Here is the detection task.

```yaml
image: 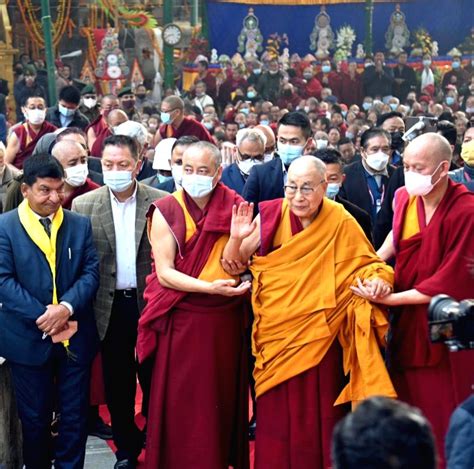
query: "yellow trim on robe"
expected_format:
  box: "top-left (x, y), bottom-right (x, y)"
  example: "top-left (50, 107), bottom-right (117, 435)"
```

top-left (400, 195), bottom-right (421, 241)
top-left (250, 199), bottom-right (396, 405)
top-left (173, 190), bottom-right (236, 282)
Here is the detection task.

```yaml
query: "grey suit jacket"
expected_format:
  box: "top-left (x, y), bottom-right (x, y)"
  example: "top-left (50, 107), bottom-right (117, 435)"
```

top-left (72, 182), bottom-right (168, 339)
top-left (0, 166), bottom-right (20, 213)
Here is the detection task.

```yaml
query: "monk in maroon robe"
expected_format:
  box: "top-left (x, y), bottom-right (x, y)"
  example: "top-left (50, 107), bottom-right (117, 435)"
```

top-left (137, 141), bottom-right (250, 469)
top-left (357, 133), bottom-right (474, 466)
top-left (6, 96), bottom-right (57, 169)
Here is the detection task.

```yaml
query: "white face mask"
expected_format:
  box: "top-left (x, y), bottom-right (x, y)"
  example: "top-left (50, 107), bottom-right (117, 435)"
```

top-left (365, 151), bottom-right (390, 171)
top-left (316, 139), bottom-right (328, 150)
top-left (83, 98), bottom-right (97, 109)
top-left (238, 158), bottom-right (263, 176)
top-left (264, 152), bottom-right (274, 163)
top-left (181, 171), bottom-right (217, 198)
top-left (65, 163), bottom-right (88, 187)
top-left (24, 108), bottom-right (46, 125)
top-left (103, 170), bottom-right (134, 193)
top-left (404, 162), bottom-right (444, 197)
top-left (171, 164), bottom-right (183, 186)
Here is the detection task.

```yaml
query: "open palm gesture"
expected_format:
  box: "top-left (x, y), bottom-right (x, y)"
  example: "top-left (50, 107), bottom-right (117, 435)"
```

top-left (231, 202), bottom-right (256, 240)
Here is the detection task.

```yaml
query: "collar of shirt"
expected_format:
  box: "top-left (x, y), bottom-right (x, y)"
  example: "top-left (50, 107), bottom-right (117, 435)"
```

top-left (109, 180), bottom-right (138, 205)
top-left (30, 210), bottom-right (55, 222)
top-left (361, 158), bottom-right (389, 178)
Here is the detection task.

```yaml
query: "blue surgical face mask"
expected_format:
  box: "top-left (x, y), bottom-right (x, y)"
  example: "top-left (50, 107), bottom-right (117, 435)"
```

top-left (58, 103), bottom-right (75, 118)
top-left (446, 96), bottom-right (455, 106)
top-left (247, 91), bottom-right (256, 99)
top-left (322, 65), bottom-right (331, 74)
top-left (260, 119), bottom-right (269, 126)
top-left (345, 132), bottom-right (354, 140)
top-left (161, 111), bottom-right (172, 124)
top-left (278, 143), bottom-right (304, 166)
top-left (240, 108), bottom-right (250, 115)
top-left (253, 69), bottom-right (261, 75)
top-left (103, 170), bottom-right (134, 193)
top-left (204, 122), bottom-right (214, 130)
top-left (181, 171), bottom-right (217, 198)
top-left (157, 173), bottom-right (173, 184)
top-left (326, 182), bottom-right (340, 199)
top-left (362, 102), bottom-right (372, 111)
top-left (389, 103), bottom-right (398, 111)
top-left (452, 61), bottom-right (460, 70)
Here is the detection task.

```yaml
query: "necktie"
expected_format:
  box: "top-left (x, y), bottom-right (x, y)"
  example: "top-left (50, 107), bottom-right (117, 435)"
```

top-left (39, 217), bottom-right (52, 237)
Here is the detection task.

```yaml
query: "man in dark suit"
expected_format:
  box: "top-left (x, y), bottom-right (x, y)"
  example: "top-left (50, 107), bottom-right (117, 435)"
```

top-left (315, 149), bottom-right (373, 243)
top-left (72, 135), bottom-right (167, 469)
top-left (45, 85), bottom-right (90, 130)
top-left (242, 111), bottom-right (314, 213)
top-left (221, 127), bottom-right (266, 195)
top-left (0, 154), bottom-right (100, 468)
top-left (340, 128), bottom-right (395, 234)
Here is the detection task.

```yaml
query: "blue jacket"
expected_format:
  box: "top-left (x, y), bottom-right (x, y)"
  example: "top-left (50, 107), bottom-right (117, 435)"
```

top-left (242, 157), bottom-right (284, 213)
top-left (0, 209), bottom-right (100, 366)
top-left (221, 163), bottom-right (246, 195)
top-left (446, 395), bottom-right (474, 469)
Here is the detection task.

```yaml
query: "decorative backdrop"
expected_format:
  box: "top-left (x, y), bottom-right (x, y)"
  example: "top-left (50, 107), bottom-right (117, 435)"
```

top-left (206, 0), bottom-right (472, 57)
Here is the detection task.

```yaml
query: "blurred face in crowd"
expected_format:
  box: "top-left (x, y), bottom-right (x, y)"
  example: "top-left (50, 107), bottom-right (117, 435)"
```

top-left (22, 96), bottom-right (46, 126)
top-left (270, 106), bottom-right (280, 122)
top-left (101, 96), bottom-right (120, 117)
top-left (268, 60), bottom-right (279, 74)
top-left (398, 53), bottom-right (408, 66)
top-left (325, 162), bottom-right (345, 186)
top-left (328, 128), bottom-right (341, 146)
top-left (24, 72), bottom-right (37, 87)
top-left (361, 134), bottom-right (391, 166)
top-left (225, 123), bottom-right (239, 142)
top-left (382, 116), bottom-right (405, 134)
top-left (247, 112), bottom-right (258, 127)
top-left (348, 62), bottom-right (358, 75)
top-left (346, 111), bottom-right (357, 124)
top-left (120, 93), bottom-right (136, 110)
top-left (135, 85), bottom-right (147, 100)
top-left (148, 116), bottom-right (159, 133)
top-left (339, 141), bottom-right (356, 163)
top-left (455, 117), bottom-right (468, 136)
top-left (102, 144), bottom-right (140, 180)
top-left (234, 112), bottom-right (247, 128)
top-left (331, 112), bottom-right (343, 126)
top-left (367, 111), bottom-right (379, 125)
top-left (374, 52), bottom-right (385, 64)
top-left (195, 82), bottom-right (207, 97)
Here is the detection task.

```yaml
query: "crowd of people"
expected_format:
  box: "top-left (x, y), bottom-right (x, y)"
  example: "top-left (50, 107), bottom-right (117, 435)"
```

top-left (0, 48), bottom-right (473, 469)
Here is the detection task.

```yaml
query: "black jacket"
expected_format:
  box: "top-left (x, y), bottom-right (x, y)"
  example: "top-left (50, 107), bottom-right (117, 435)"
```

top-left (242, 157), bottom-right (284, 215)
top-left (45, 105), bottom-right (90, 130)
top-left (221, 163), bottom-right (246, 195)
top-left (336, 195), bottom-right (373, 244)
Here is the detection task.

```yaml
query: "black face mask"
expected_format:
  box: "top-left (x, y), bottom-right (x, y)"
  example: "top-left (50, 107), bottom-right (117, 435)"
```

top-left (390, 131), bottom-right (405, 152)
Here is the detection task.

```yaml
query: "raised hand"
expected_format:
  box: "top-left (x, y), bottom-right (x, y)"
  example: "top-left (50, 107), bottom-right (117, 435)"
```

top-left (230, 202), bottom-right (256, 241)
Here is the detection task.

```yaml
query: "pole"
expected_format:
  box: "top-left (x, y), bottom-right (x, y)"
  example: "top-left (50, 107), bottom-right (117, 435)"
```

top-left (364, 0), bottom-right (374, 56)
top-left (163, 0), bottom-right (174, 89)
top-left (200, 0), bottom-right (209, 42)
top-left (41, 0), bottom-right (57, 105)
top-left (191, 0), bottom-right (199, 28)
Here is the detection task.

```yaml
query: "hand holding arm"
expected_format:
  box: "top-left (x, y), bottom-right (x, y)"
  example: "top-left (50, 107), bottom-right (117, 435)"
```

top-left (36, 304), bottom-right (71, 335)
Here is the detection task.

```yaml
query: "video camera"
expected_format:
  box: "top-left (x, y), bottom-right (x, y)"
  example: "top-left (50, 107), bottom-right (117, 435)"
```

top-left (428, 295), bottom-right (474, 352)
top-left (402, 116), bottom-right (438, 143)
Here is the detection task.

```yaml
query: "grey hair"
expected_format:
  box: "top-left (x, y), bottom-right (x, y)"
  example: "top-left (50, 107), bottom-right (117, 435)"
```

top-left (235, 128), bottom-right (267, 148)
top-left (289, 155), bottom-right (327, 179)
top-left (186, 141), bottom-right (222, 167)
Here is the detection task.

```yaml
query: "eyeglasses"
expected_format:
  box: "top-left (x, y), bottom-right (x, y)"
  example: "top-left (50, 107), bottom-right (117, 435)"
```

top-left (238, 150), bottom-right (264, 161)
top-left (284, 181), bottom-right (325, 196)
top-left (161, 108), bottom-right (179, 114)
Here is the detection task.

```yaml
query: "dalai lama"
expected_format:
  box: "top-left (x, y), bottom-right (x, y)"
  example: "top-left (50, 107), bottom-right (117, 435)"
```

top-left (223, 155), bottom-right (396, 469)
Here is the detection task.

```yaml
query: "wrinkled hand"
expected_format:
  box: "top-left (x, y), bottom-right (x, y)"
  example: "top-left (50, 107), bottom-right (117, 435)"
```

top-left (36, 304), bottom-right (70, 335)
top-left (230, 202), bottom-right (256, 240)
top-left (350, 277), bottom-right (392, 303)
top-left (221, 258), bottom-right (249, 276)
top-left (208, 279), bottom-right (251, 297)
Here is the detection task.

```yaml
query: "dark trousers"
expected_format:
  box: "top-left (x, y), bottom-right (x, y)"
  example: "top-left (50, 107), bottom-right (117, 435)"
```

top-left (102, 290), bottom-right (151, 461)
top-left (9, 345), bottom-right (90, 469)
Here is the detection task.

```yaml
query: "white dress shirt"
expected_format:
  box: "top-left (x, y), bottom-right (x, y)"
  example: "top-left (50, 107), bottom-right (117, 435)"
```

top-left (110, 185), bottom-right (138, 289)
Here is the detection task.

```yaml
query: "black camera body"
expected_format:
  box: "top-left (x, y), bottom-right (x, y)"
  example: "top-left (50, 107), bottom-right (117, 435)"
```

top-left (428, 294), bottom-right (474, 351)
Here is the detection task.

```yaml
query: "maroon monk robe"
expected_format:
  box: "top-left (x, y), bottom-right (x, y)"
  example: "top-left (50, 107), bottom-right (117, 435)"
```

top-left (62, 178), bottom-right (99, 210)
top-left (137, 183), bottom-right (249, 469)
top-left (390, 181), bottom-right (474, 466)
top-left (255, 199), bottom-right (350, 469)
top-left (12, 121), bottom-right (57, 169)
top-left (90, 124), bottom-right (112, 157)
top-left (158, 116), bottom-right (213, 142)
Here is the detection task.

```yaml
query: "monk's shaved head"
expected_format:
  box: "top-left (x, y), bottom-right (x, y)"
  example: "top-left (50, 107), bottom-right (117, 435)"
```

top-left (107, 109), bottom-right (129, 127)
top-left (183, 141), bottom-right (222, 171)
top-left (405, 133), bottom-right (452, 165)
top-left (288, 155), bottom-right (327, 180)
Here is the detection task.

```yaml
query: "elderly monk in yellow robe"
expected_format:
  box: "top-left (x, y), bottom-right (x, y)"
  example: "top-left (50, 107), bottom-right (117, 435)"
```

top-left (223, 155), bottom-right (396, 469)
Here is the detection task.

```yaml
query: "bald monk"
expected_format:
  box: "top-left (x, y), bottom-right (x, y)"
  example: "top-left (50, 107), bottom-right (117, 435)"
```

top-left (154, 95), bottom-right (213, 145)
top-left (137, 141), bottom-right (250, 469)
top-left (223, 155), bottom-right (396, 469)
top-left (89, 108), bottom-right (128, 157)
top-left (86, 94), bottom-right (120, 150)
top-left (358, 133), bottom-right (474, 465)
